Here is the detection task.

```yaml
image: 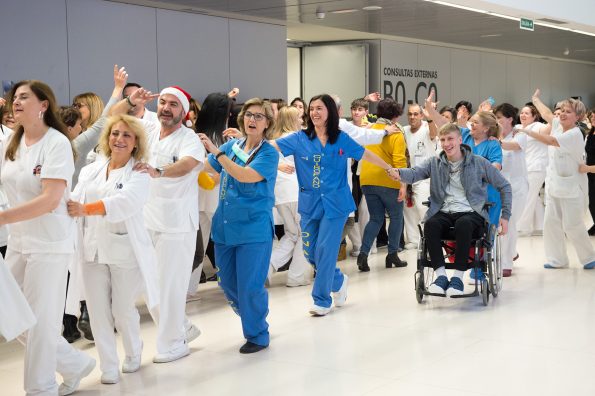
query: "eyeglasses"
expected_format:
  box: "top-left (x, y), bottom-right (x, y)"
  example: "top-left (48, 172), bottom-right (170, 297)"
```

top-left (73, 103), bottom-right (87, 109)
top-left (244, 111), bottom-right (266, 121)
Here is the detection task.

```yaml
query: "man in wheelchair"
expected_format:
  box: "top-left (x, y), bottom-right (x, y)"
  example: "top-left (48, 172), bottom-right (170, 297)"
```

top-left (392, 123), bottom-right (512, 296)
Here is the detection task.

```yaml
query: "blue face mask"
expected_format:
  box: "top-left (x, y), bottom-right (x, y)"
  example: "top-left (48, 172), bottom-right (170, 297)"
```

top-left (231, 140), bottom-right (250, 164)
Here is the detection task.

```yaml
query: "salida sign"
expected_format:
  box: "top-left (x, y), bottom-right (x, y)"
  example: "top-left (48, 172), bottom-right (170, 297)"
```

top-left (383, 66), bottom-right (439, 105)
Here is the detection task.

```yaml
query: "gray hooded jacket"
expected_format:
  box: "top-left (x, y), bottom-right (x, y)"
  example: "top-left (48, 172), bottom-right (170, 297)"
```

top-left (398, 145), bottom-right (512, 222)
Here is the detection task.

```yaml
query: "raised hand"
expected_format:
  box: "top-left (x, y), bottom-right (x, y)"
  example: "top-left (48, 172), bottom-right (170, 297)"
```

top-left (531, 88), bottom-right (541, 103)
top-left (228, 88), bottom-right (240, 98)
top-left (198, 133), bottom-right (219, 154)
top-left (364, 92), bottom-right (381, 102)
top-left (113, 64), bottom-right (128, 91)
top-left (130, 88), bottom-right (158, 107)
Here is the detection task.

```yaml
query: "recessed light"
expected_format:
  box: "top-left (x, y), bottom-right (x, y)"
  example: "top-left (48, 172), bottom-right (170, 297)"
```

top-left (362, 6), bottom-right (382, 11)
top-left (480, 33), bottom-right (502, 38)
top-left (331, 9), bottom-right (359, 14)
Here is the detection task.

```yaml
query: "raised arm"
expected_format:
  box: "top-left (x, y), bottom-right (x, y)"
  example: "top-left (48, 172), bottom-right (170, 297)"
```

top-left (531, 89), bottom-right (554, 125)
top-left (424, 90), bottom-right (449, 130)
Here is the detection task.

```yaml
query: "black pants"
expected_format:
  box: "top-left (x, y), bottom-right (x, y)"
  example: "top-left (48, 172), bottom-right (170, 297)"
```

top-left (588, 174), bottom-right (595, 227)
top-left (424, 211), bottom-right (484, 271)
top-left (192, 228), bottom-right (205, 272)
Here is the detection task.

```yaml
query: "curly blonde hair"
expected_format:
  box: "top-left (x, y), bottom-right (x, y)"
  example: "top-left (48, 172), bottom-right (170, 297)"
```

top-left (98, 115), bottom-right (148, 162)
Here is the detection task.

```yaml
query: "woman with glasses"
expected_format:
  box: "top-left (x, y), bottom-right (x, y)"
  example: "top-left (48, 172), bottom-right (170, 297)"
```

top-left (198, 98), bottom-right (279, 354)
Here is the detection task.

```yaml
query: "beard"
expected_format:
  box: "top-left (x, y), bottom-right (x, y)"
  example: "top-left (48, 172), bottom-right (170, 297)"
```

top-left (158, 110), bottom-right (183, 128)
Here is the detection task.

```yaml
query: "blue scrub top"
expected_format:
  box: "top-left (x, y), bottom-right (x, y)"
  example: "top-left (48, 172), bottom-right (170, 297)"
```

top-left (462, 128), bottom-right (502, 225)
top-left (276, 130), bottom-right (365, 219)
top-left (208, 139), bottom-right (279, 245)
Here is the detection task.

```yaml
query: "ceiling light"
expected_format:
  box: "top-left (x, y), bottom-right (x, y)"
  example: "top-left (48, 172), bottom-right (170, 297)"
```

top-left (480, 34), bottom-right (502, 38)
top-left (362, 6), bottom-right (383, 11)
top-left (331, 9), bottom-right (359, 14)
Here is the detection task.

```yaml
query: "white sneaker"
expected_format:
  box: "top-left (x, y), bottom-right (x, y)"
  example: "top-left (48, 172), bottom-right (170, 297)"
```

top-left (404, 242), bottom-right (418, 250)
top-left (153, 344), bottom-right (190, 363)
top-left (286, 278), bottom-right (310, 287)
top-left (186, 292), bottom-right (201, 302)
top-left (100, 371), bottom-right (120, 384)
top-left (333, 275), bottom-right (349, 307)
top-left (309, 305), bottom-right (331, 316)
top-left (122, 341), bottom-right (142, 373)
top-left (185, 323), bottom-right (201, 343)
top-left (58, 357), bottom-right (96, 396)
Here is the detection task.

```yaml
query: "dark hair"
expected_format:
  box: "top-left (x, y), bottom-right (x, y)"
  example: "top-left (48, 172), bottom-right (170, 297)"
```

top-left (439, 106), bottom-right (456, 121)
top-left (227, 103), bottom-right (243, 129)
top-left (123, 82), bottom-right (141, 91)
top-left (290, 97), bottom-right (305, 107)
top-left (376, 98), bottom-right (403, 120)
top-left (194, 92), bottom-right (232, 147)
top-left (268, 98), bottom-right (286, 109)
top-left (350, 98), bottom-right (369, 110)
top-left (306, 94), bottom-right (340, 144)
top-left (493, 103), bottom-right (519, 125)
top-left (6, 80), bottom-right (74, 161)
top-left (455, 100), bottom-right (473, 115)
top-left (59, 106), bottom-right (82, 128)
top-left (521, 103), bottom-right (542, 122)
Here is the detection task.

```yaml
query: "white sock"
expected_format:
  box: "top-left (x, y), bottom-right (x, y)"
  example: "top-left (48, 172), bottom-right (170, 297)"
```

top-left (435, 266), bottom-right (447, 277)
top-left (452, 270), bottom-right (465, 280)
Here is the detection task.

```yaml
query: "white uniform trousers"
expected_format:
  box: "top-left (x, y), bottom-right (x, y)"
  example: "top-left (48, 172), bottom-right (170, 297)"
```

top-left (270, 202), bottom-right (309, 284)
top-left (543, 194), bottom-right (595, 267)
top-left (0, 255), bottom-right (35, 341)
top-left (82, 260), bottom-right (143, 375)
top-left (517, 171), bottom-right (545, 234)
top-left (500, 187), bottom-right (528, 270)
top-left (150, 230), bottom-right (196, 354)
top-left (345, 216), bottom-right (362, 252)
top-left (403, 180), bottom-right (431, 245)
top-left (7, 250), bottom-right (92, 396)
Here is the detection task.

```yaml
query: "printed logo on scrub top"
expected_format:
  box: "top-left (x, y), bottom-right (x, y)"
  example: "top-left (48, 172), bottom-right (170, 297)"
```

top-left (115, 183), bottom-right (123, 190)
top-left (32, 165), bottom-right (42, 176)
top-left (312, 154), bottom-right (321, 188)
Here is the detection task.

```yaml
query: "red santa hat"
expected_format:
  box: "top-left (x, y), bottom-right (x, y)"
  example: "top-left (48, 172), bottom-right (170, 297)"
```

top-left (160, 86), bottom-right (193, 127)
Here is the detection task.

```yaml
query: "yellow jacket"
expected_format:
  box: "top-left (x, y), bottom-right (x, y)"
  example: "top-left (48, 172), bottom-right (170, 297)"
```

top-left (359, 122), bottom-right (407, 189)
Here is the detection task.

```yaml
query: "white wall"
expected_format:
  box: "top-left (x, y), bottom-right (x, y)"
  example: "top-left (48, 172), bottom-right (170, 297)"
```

top-left (287, 47), bottom-right (301, 102)
top-left (0, 0), bottom-right (287, 106)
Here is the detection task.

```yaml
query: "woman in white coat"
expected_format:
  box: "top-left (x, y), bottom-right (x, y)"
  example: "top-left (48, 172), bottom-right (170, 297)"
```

top-left (1, 80), bottom-right (95, 396)
top-left (518, 96), bottom-right (595, 269)
top-left (494, 103), bottom-right (529, 276)
top-left (67, 115), bottom-right (159, 385)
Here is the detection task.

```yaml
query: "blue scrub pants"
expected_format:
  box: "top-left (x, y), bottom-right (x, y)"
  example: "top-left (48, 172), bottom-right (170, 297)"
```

top-left (301, 215), bottom-right (347, 308)
top-left (215, 241), bottom-right (272, 346)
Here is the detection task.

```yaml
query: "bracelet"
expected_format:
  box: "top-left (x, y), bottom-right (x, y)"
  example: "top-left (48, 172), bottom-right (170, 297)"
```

top-left (215, 151), bottom-right (226, 160)
top-left (125, 96), bottom-right (134, 107)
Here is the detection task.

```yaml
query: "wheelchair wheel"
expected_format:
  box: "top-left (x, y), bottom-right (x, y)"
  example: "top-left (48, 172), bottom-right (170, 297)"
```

top-left (415, 271), bottom-right (424, 304)
top-left (481, 277), bottom-right (489, 306)
top-left (487, 234), bottom-right (502, 298)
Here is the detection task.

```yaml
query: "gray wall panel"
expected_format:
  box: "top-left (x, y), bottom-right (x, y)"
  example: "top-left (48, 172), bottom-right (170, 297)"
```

top-left (418, 45), bottom-right (450, 107)
top-left (479, 53), bottom-right (506, 106)
top-left (550, 61), bottom-right (572, 104)
top-left (505, 56), bottom-right (531, 106)
top-left (451, 49), bottom-right (480, 108)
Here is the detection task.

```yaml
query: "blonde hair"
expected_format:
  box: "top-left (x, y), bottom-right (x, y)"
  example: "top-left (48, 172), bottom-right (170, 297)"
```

top-left (98, 115), bottom-right (148, 162)
top-left (237, 98), bottom-right (275, 140)
top-left (475, 111), bottom-right (501, 138)
top-left (438, 122), bottom-right (461, 136)
top-left (73, 92), bottom-right (104, 129)
top-left (273, 106), bottom-right (300, 138)
top-left (559, 98), bottom-right (586, 119)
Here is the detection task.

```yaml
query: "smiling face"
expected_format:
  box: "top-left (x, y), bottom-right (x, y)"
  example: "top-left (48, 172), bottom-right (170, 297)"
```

top-left (407, 104), bottom-right (423, 130)
top-left (558, 104), bottom-right (580, 131)
top-left (469, 114), bottom-right (488, 138)
top-left (243, 105), bottom-right (269, 138)
top-left (157, 94), bottom-right (185, 129)
top-left (12, 84), bottom-right (48, 126)
top-left (292, 101), bottom-right (304, 118)
top-left (495, 111), bottom-right (513, 131)
top-left (440, 131), bottom-right (463, 161)
top-left (108, 121), bottom-right (137, 159)
top-left (309, 99), bottom-right (328, 129)
top-left (519, 106), bottom-right (535, 126)
top-left (1, 108), bottom-right (15, 128)
top-left (350, 106), bottom-right (368, 126)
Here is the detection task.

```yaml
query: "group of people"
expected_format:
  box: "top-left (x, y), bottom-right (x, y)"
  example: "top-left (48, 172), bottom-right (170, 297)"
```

top-left (1, 63), bottom-right (594, 396)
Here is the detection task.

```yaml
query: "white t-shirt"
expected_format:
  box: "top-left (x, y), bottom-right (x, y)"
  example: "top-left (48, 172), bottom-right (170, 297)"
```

top-left (142, 121), bottom-right (205, 233)
top-left (274, 152), bottom-right (299, 205)
top-left (501, 131), bottom-right (528, 193)
top-left (403, 121), bottom-right (436, 167)
top-left (142, 109), bottom-right (159, 123)
top-left (546, 121), bottom-right (586, 198)
top-left (519, 122), bottom-right (548, 172)
top-left (1, 128), bottom-right (75, 253)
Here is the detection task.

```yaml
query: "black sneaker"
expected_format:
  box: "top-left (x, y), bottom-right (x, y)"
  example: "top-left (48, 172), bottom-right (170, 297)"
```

top-left (239, 341), bottom-right (268, 354)
top-left (78, 301), bottom-right (94, 341)
top-left (357, 253), bottom-right (370, 272)
top-left (63, 314), bottom-right (81, 343)
top-left (385, 252), bottom-right (407, 268)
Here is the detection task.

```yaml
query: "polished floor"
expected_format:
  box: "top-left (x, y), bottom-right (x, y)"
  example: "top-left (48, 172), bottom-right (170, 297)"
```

top-left (2, 234), bottom-right (595, 396)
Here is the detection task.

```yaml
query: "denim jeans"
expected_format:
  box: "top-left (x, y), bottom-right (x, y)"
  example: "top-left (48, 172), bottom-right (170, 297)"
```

top-left (361, 185), bottom-right (404, 255)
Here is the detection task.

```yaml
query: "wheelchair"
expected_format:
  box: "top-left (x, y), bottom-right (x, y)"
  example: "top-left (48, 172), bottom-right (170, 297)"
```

top-left (413, 212), bottom-right (502, 306)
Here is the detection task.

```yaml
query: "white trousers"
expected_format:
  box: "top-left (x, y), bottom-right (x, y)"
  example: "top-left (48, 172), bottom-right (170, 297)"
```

top-left (7, 250), bottom-right (92, 396)
top-left (345, 217), bottom-right (361, 252)
top-left (543, 194), bottom-right (595, 267)
top-left (0, 255), bottom-right (35, 341)
top-left (517, 171), bottom-right (545, 233)
top-left (403, 180), bottom-right (431, 245)
top-left (271, 202), bottom-right (309, 283)
top-left (82, 260), bottom-right (143, 375)
top-left (500, 187), bottom-right (528, 270)
top-left (150, 230), bottom-right (196, 354)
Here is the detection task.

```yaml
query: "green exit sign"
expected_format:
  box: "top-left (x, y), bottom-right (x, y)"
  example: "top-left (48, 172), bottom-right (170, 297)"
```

top-left (520, 18), bottom-right (534, 31)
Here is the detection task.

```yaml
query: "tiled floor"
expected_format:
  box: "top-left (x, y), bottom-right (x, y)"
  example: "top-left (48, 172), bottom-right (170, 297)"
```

top-left (2, 234), bottom-right (595, 395)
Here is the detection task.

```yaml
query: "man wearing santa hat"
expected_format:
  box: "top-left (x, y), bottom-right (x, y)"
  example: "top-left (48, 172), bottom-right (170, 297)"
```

top-left (110, 85), bottom-right (205, 363)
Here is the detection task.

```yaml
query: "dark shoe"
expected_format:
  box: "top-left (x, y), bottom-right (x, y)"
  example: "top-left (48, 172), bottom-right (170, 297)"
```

top-left (376, 241), bottom-right (388, 249)
top-left (199, 270), bottom-right (207, 284)
top-left (589, 225), bottom-right (595, 236)
top-left (502, 269), bottom-right (512, 277)
top-left (278, 259), bottom-right (292, 272)
top-left (206, 274), bottom-right (218, 282)
top-left (357, 253), bottom-right (370, 272)
top-left (62, 314), bottom-right (81, 343)
top-left (78, 301), bottom-right (94, 341)
top-left (385, 252), bottom-right (407, 268)
top-left (239, 341), bottom-right (268, 354)
top-left (337, 243), bottom-right (347, 261)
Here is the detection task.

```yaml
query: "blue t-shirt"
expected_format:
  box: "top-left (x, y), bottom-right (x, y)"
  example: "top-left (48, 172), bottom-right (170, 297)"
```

top-left (276, 130), bottom-right (365, 219)
top-left (208, 139), bottom-right (279, 245)
top-left (462, 128), bottom-right (502, 225)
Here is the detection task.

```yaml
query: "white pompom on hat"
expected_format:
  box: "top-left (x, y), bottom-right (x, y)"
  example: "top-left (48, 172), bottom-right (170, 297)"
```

top-left (160, 85), bottom-right (193, 127)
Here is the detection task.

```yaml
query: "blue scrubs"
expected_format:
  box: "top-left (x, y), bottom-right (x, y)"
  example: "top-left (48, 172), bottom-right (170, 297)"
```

top-left (208, 139), bottom-right (279, 346)
top-left (462, 128), bottom-right (503, 225)
top-left (277, 130), bottom-right (365, 308)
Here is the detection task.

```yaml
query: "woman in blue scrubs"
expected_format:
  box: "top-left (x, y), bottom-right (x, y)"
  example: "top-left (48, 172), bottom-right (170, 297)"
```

top-left (272, 94), bottom-right (397, 316)
top-left (198, 98), bottom-right (279, 354)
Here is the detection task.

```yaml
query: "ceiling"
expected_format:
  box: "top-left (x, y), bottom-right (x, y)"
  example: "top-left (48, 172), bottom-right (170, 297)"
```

top-left (110, 0), bottom-right (595, 63)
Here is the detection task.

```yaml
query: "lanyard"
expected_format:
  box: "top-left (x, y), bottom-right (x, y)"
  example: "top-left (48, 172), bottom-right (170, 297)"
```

top-left (220, 138), bottom-right (265, 201)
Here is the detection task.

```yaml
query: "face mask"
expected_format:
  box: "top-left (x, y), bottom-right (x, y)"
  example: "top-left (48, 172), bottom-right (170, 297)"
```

top-left (231, 140), bottom-right (250, 164)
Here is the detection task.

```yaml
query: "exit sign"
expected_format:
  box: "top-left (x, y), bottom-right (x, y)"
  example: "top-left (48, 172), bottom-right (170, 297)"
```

top-left (520, 18), bottom-right (534, 31)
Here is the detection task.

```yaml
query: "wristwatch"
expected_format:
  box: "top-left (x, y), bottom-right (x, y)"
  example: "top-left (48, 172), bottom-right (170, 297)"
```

top-left (156, 167), bottom-right (165, 177)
